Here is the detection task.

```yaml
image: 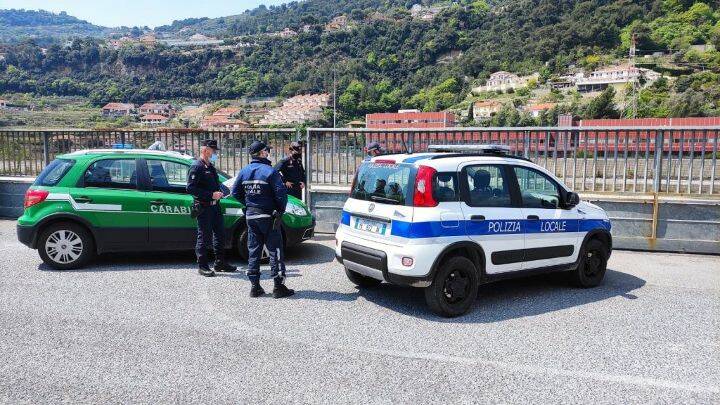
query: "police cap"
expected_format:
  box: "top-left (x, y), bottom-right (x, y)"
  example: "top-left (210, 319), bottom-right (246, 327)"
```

top-left (248, 140), bottom-right (271, 154)
top-left (367, 141), bottom-right (382, 152)
top-left (202, 139), bottom-right (219, 150)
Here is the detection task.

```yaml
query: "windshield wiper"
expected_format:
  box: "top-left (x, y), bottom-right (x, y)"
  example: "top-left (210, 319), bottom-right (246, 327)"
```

top-left (369, 195), bottom-right (401, 205)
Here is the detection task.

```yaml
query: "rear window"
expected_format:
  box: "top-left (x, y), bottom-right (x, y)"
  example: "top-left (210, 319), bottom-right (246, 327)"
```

top-left (350, 162), bottom-right (414, 205)
top-left (34, 159), bottom-right (74, 186)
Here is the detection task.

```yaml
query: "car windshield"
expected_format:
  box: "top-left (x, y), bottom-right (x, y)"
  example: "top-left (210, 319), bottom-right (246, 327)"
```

top-left (350, 162), bottom-right (414, 205)
top-left (34, 159), bottom-right (74, 186)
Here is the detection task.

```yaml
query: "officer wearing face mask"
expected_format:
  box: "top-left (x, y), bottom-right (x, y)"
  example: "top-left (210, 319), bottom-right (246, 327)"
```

top-left (187, 139), bottom-right (237, 277)
top-left (232, 141), bottom-right (294, 298)
top-left (274, 141), bottom-right (306, 200)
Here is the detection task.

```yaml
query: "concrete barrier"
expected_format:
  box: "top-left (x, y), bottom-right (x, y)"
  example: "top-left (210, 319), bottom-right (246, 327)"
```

top-left (3, 178), bottom-right (718, 254)
top-left (308, 185), bottom-right (720, 255)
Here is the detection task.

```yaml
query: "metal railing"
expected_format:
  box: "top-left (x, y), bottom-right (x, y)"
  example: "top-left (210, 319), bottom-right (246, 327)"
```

top-left (306, 127), bottom-right (720, 195)
top-left (0, 129), bottom-right (299, 177)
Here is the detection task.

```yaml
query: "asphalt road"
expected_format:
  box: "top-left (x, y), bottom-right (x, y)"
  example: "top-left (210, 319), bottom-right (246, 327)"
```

top-left (0, 219), bottom-right (718, 404)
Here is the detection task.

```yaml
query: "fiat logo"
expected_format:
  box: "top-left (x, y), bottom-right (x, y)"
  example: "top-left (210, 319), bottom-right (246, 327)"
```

top-left (368, 203), bottom-right (375, 212)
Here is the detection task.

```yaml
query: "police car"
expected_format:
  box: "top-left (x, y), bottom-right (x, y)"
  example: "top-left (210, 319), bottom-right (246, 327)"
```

top-left (335, 145), bottom-right (612, 317)
top-left (16, 149), bottom-right (315, 270)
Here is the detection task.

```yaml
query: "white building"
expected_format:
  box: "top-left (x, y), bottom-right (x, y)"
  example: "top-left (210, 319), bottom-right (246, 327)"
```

top-left (472, 100), bottom-right (503, 120)
top-left (483, 71), bottom-right (536, 92)
top-left (576, 65), bottom-right (661, 92)
top-left (259, 94), bottom-right (331, 126)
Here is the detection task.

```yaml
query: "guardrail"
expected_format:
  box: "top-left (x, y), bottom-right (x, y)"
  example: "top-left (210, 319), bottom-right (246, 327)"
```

top-left (0, 129), bottom-right (299, 177)
top-left (306, 127), bottom-right (720, 195)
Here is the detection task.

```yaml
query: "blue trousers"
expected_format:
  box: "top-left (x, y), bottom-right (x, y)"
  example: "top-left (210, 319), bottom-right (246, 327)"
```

top-left (246, 217), bottom-right (286, 283)
top-left (195, 204), bottom-right (225, 267)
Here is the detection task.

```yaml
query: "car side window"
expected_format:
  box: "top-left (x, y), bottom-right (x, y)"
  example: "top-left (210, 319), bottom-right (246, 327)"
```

top-left (513, 166), bottom-right (561, 209)
top-left (433, 172), bottom-right (458, 202)
top-left (83, 159), bottom-right (137, 190)
top-left (147, 159), bottom-right (190, 194)
top-left (464, 165), bottom-right (512, 207)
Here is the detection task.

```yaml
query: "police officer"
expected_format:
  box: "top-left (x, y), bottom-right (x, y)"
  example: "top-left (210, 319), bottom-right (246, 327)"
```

top-left (274, 141), bottom-right (306, 200)
top-left (231, 141), bottom-right (294, 298)
top-left (187, 139), bottom-right (237, 277)
top-left (364, 141), bottom-right (384, 161)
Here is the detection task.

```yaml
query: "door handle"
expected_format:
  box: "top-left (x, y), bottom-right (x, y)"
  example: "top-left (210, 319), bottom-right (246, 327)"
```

top-left (74, 196), bottom-right (92, 203)
top-left (150, 199), bottom-right (166, 205)
top-left (527, 215), bottom-right (540, 220)
top-left (470, 215), bottom-right (485, 221)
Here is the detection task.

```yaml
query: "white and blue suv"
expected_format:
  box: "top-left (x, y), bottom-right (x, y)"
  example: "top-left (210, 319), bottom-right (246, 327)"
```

top-left (335, 145), bottom-right (612, 317)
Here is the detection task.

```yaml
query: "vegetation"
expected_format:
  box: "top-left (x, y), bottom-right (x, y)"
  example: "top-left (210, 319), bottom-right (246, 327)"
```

top-left (0, 0), bottom-right (719, 127)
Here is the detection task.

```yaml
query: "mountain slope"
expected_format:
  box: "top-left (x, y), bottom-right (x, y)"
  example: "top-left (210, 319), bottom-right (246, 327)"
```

top-left (0, 9), bottom-right (107, 43)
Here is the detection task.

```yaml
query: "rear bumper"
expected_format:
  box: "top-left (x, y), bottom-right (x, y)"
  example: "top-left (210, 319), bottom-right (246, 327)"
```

top-left (284, 218), bottom-right (315, 246)
top-left (16, 223), bottom-right (37, 248)
top-left (338, 241), bottom-right (432, 288)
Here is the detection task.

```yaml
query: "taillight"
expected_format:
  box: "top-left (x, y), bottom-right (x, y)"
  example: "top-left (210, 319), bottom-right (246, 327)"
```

top-left (413, 165), bottom-right (438, 207)
top-left (24, 189), bottom-right (49, 209)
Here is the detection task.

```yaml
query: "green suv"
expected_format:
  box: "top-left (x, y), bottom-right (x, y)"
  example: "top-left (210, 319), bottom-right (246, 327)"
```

top-left (16, 149), bottom-right (315, 269)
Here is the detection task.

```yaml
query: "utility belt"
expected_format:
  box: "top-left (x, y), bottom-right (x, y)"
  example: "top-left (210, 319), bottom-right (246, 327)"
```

top-left (246, 208), bottom-right (282, 230)
top-left (190, 198), bottom-right (217, 218)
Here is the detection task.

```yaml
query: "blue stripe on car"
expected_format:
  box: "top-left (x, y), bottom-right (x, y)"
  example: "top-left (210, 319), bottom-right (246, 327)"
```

top-left (341, 210), bottom-right (610, 238)
top-left (402, 154), bottom-right (439, 163)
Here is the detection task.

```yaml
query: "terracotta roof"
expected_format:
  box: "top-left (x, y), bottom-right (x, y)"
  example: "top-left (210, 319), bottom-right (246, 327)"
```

top-left (527, 103), bottom-right (556, 111)
top-left (140, 114), bottom-right (168, 120)
top-left (474, 100), bottom-right (502, 107)
top-left (102, 102), bottom-right (134, 110)
top-left (140, 103), bottom-right (173, 109)
top-left (212, 107), bottom-right (242, 116)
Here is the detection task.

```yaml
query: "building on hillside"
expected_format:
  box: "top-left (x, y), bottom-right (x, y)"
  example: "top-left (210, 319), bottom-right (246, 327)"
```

top-left (326, 15), bottom-right (349, 31)
top-left (346, 120), bottom-right (366, 128)
top-left (484, 71), bottom-right (526, 92)
top-left (270, 28), bottom-right (297, 38)
top-left (139, 103), bottom-right (176, 118)
top-left (108, 36), bottom-right (134, 49)
top-left (0, 99), bottom-right (7, 109)
top-left (366, 109), bottom-right (457, 129)
top-left (410, 4), bottom-right (444, 20)
top-left (101, 102), bottom-right (135, 117)
top-left (201, 107), bottom-right (249, 129)
top-left (139, 34), bottom-right (157, 45)
top-left (140, 114), bottom-right (168, 126)
top-left (576, 65), bottom-right (661, 93)
top-left (526, 103), bottom-right (556, 118)
top-left (472, 100), bottom-right (503, 121)
top-left (259, 94), bottom-right (331, 126)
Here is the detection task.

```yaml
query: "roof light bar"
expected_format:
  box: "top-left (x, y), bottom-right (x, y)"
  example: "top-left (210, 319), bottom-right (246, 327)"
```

top-left (427, 144), bottom-right (511, 154)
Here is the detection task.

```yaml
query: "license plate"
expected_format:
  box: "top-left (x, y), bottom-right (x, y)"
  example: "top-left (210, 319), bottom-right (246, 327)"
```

top-left (353, 217), bottom-right (388, 235)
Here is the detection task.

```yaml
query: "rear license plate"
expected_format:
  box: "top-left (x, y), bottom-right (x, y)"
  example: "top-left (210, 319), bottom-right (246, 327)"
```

top-left (353, 217), bottom-right (388, 235)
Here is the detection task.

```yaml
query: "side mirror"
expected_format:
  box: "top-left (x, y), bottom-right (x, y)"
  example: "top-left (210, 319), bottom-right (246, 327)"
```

top-left (565, 191), bottom-right (580, 208)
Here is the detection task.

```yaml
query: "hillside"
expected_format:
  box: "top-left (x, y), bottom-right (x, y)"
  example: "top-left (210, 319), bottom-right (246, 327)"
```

top-left (1, 0), bottom-right (719, 126)
top-left (0, 9), bottom-right (108, 43)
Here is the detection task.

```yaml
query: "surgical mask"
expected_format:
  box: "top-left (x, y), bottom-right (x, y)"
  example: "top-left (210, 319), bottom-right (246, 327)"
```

top-left (210, 153), bottom-right (218, 163)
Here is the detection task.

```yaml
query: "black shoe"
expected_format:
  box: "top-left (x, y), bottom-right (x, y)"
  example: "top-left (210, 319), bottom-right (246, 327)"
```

top-left (214, 261), bottom-right (237, 272)
top-left (198, 265), bottom-right (215, 277)
top-left (250, 284), bottom-right (265, 298)
top-left (273, 284), bottom-right (295, 299)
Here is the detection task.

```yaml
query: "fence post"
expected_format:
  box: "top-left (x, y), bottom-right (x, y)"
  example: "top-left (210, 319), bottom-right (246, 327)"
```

top-left (42, 131), bottom-right (51, 165)
top-left (523, 130), bottom-right (529, 158)
top-left (653, 130), bottom-right (664, 193)
top-left (305, 128), bottom-right (312, 208)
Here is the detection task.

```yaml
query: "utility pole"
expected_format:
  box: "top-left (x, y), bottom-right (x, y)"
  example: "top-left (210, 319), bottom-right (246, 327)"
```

top-left (332, 68), bottom-right (337, 128)
top-left (630, 33), bottom-right (637, 119)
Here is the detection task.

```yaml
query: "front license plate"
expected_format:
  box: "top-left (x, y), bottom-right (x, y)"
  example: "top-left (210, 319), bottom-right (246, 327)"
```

top-left (353, 217), bottom-right (388, 235)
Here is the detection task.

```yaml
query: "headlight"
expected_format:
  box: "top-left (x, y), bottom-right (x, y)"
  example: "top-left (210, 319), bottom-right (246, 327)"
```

top-left (286, 201), bottom-right (307, 216)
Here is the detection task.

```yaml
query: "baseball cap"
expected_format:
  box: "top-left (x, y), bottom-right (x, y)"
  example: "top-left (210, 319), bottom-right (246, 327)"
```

top-left (202, 139), bottom-right (219, 150)
top-left (248, 140), bottom-right (271, 154)
top-left (367, 141), bottom-right (381, 152)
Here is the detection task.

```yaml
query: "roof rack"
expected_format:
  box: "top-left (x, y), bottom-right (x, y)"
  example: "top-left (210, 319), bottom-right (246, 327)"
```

top-left (426, 144), bottom-right (531, 162)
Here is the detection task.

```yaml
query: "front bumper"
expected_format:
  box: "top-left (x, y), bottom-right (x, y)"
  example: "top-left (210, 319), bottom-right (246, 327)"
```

top-left (284, 217), bottom-right (316, 246)
top-left (17, 223), bottom-right (37, 248)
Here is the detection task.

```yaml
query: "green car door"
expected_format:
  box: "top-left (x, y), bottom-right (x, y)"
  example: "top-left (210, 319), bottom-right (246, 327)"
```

top-left (70, 157), bottom-right (149, 251)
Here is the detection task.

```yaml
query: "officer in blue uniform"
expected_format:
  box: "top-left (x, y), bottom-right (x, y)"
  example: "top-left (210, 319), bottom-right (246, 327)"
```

top-left (231, 141), bottom-right (294, 298)
top-left (364, 141), bottom-right (384, 161)
top-left (187, 139), bottom-right (237, 277)
top-left (274, 141), bottom-right (306, 200)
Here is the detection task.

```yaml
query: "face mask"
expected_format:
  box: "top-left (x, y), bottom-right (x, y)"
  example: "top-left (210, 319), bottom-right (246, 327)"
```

top-left (210, 153), bottom-right (218, 163)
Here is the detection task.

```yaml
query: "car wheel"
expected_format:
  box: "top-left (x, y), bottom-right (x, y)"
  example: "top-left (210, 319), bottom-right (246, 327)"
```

top-left (424, 256), bottom-right (479, 317)
top-left (236, 227), bottom-right (271, 263)
top-left (573, 239), bottom-right (608, 288)
top-left (38, 222), bottom-right (95, 270)
top-left (344, 267), bottom-right (382, 287)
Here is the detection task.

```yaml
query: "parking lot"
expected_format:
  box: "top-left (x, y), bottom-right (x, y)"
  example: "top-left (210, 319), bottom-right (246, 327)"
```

top-left (0, 219), bottom-right (718, 404)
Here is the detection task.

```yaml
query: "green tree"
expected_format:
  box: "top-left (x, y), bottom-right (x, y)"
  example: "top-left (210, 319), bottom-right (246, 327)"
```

top-left (584, 86), bottom-right (620, 119)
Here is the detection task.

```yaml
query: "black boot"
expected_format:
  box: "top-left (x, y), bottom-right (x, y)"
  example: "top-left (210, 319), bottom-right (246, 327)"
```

top-left (250, 283), bottom-right (265, 298)
top-left (198, 265), bottom-right (215, 277)
top-left (273, 279), bottom-right (295, 299)
top-left (214, 261), bottom-right (237, 273)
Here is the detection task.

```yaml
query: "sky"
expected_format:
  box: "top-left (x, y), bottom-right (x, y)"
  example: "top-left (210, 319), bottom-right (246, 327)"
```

top-left (0, 0), bottom-right (291, 28)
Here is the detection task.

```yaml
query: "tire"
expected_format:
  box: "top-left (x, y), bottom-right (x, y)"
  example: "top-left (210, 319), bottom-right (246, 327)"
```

top-left (236, 228), bottom-right (249, 262)
top-left (37, 222), bottom-right (95, 270)
top-left (344, 267), bottom-right (382, 287)
top-left (572, 238), bottom-right (609, 288)
top-left (424, 256), bottom-right (479, 317)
